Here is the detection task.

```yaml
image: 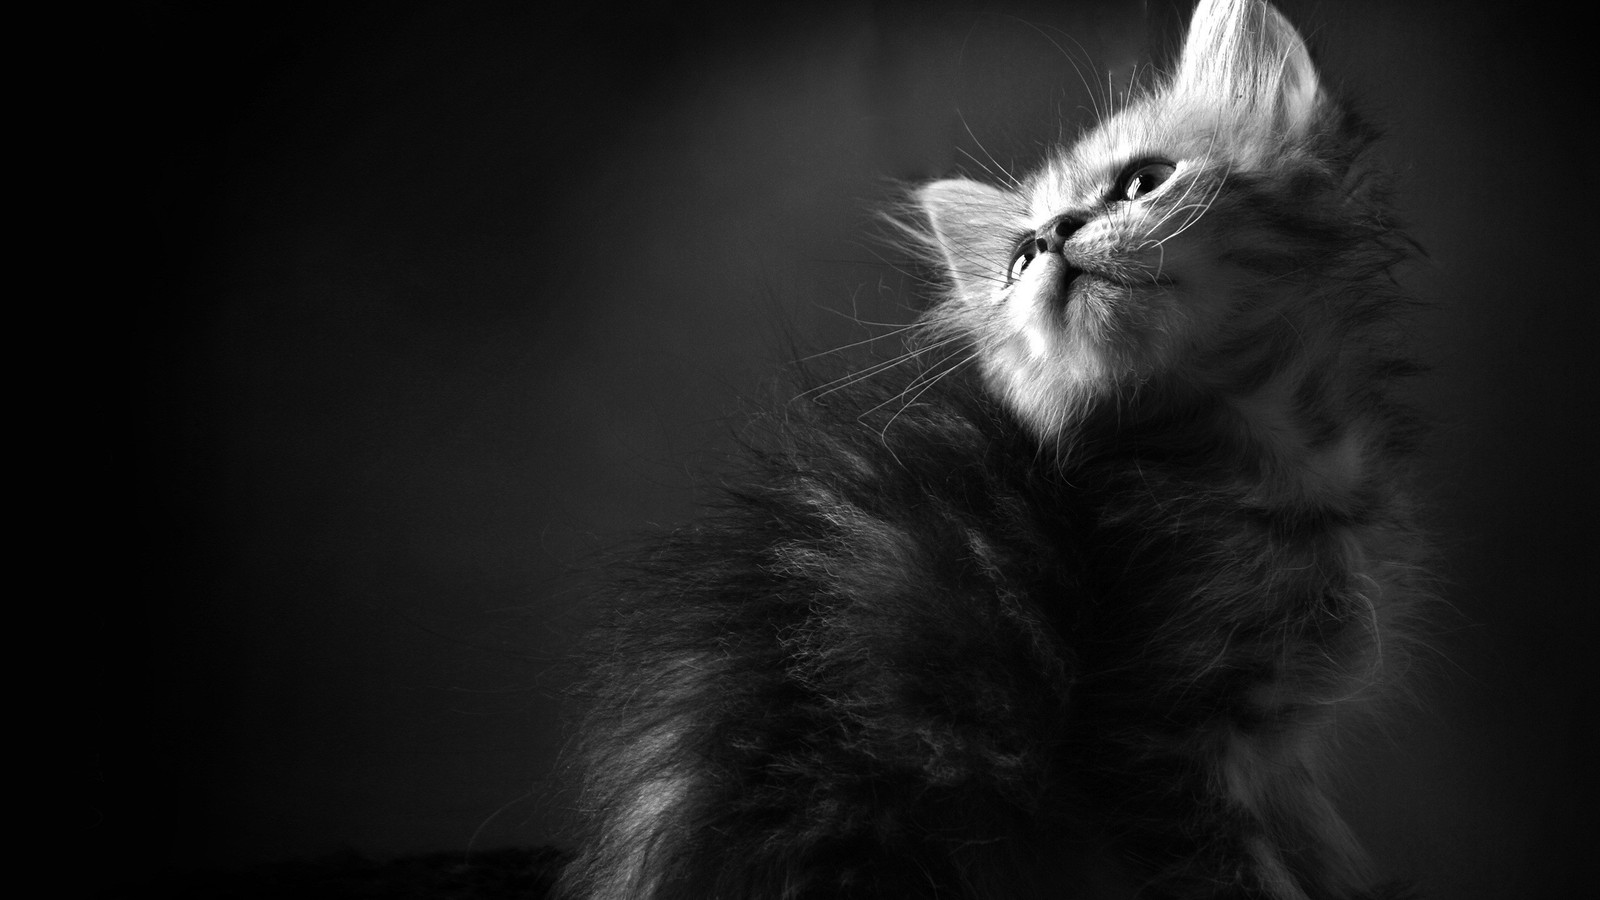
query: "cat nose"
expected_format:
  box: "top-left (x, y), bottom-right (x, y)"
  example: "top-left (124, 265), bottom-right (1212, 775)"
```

top-left (1033, 214), bottom-right (1084, 254)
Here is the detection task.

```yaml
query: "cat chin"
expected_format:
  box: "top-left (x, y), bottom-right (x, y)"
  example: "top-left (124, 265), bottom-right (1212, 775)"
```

top-left (981, 342), bottom-right (1118, 445)
top-left (1005, 259), bottom-right (1146, 354)
top-left (980, 265), bottom-right (1173, 441)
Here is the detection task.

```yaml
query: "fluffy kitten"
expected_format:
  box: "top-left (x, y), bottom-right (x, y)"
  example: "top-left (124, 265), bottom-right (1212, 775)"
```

top-left (559, 1), bottom-right (1429, 897)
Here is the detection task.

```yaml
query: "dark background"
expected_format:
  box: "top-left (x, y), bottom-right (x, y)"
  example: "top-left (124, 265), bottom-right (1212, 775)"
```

top-left (112, 1), bottom-right (1592, 895)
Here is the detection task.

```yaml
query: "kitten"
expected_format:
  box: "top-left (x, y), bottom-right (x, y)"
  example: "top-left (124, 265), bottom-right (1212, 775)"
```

top-left (559, 1), bottom-right (1429, 897)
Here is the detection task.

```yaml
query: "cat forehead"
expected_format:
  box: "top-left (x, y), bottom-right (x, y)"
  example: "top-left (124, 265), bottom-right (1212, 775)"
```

top-left (1029, 107), bottom-right (1180, 206)
top-left (1027, 97), bottom-right (1264, 213)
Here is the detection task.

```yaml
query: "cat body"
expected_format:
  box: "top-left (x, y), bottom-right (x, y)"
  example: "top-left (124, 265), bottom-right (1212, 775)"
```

top-left (560, 2), bottom-right (1428, 897)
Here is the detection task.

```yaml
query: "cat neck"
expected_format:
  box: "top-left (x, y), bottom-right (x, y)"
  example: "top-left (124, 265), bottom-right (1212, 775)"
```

top-left (1219, 368), bottom-right (1373, 517)
top-left (1060, 365), bottom-right (1384, 520)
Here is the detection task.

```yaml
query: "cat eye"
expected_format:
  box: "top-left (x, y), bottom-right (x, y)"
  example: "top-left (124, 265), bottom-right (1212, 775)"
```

top-left (1006, 238), bottom-right (1037, 285)
top-left (1117, 160), bottom-right (1177, 201)
top-left (1004, 232), bottom-right (1043, 281)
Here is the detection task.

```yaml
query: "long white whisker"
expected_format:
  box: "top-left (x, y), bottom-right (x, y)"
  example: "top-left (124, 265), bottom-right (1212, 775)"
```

top-left (1009, 18), bottom-right (1104, 121)
top-left (800, 335), bottom-right (965, 402)
top-left (956, 116), bottom-right (1022, 190)
top-left (864, 352), bottom-right (979, 442)
top-left (795, 320), bottom-right (930, 363)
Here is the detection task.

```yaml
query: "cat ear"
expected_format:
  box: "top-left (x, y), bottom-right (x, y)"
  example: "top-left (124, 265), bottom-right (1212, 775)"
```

top-left (1172, 0), bottom-right (1326, 135)
top-left (917, 178), bottom-right (1021, 301)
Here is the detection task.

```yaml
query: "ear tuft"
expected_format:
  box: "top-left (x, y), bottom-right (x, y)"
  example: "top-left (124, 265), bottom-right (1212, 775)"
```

top-left (1172, 0), bottom-right (1326, 135)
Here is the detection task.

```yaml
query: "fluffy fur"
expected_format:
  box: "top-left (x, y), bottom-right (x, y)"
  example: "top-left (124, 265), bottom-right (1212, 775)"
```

top-left (559, 1), bottom-right (1430, 897)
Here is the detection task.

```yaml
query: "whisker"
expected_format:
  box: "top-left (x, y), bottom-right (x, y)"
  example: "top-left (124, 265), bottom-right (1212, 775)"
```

top-left (800, 334), bottom-right (965, 402)
top-left (1009, 17), bottom-right (1105, 121)
top-left (862, 351), bottom-right (979, 442)
top-left (956, 116), bottom-right (1022, 190)
top-left (795, 319), bottom-right (932, 363)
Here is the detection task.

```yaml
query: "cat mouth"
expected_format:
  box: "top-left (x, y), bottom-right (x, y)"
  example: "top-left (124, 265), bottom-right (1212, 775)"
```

top-left (1059, 265), bottom-right (1123, 304)
top-left (1020, 253), bottom-right (1085, 293)
top-left (1064, 261), bottom-right (1170, 295)
top-left (1015, 254), bottom-right (1154, 317)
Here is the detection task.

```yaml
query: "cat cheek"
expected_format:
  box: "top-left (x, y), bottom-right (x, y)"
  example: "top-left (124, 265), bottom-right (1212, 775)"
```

top-left (1122, 224), bottom-right (1203, 281)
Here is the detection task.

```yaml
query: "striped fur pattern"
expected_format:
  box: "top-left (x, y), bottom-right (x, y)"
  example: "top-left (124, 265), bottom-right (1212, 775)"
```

top-left (559, 1), bottom-right (1429, 897)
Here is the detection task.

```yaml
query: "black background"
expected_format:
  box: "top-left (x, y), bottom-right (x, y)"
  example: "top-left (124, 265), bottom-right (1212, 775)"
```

top-left (112, 1), bottom-right (1593, 895)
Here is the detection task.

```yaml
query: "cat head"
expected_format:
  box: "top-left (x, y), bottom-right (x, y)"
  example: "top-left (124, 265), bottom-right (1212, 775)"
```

top-left (917, 0), bottom-right (1403, 444)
